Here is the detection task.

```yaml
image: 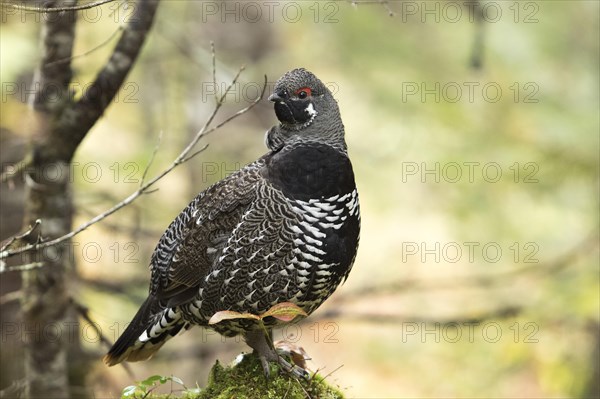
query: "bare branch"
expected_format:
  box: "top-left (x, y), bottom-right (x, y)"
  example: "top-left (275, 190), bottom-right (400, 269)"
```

top-left (469, 0), bottom-right (485, 69)
top-left (37, 0), bottom-right (160, 165)
top-left (0, 220), bottom-right (42, 252)
top-left (0, 69), bottom-right (268, 263)
top-left (201, 74), bottom-right (266, 137)
top-left (70, 298), bottom-right (134, 378)
top-left (0, 156), bottom-right (30, 184)
top-left (378, 0), bottom-right (394, 16)
top-left (140, 131), bottom-right (163, 187)
top-left (77, 275), bottom-right (147, 302)
top-left (319, 365), bottom-right (344, 383)
top-left (0, 290), bottom-right (23, 306)
top-left (219, 66), bottom-right (246, 103)
top-left (173, 65), bottom-right (247, 165)
top-left (0, 0), bottom-right (116, 13)
top-left (0, 261), bottom-right (45, 273)
top-left (0, 379), bottom-right (26, 399)
top-left (211, 41), bottom-right (219, 105)
top-left (45, 25), bottom-right (124, 68)
top-left (349, 0), bottom-right (395, 16)
top-left (70, 298), bottom-right (115, 350)
top-left (179, 144), bottom-right (210, 164)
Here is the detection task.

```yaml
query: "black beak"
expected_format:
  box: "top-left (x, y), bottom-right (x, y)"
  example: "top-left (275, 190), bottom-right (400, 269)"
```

top-left (268, 93), bottom-right (282, 102)
top-left (268, 90), bottom-right (286, 103)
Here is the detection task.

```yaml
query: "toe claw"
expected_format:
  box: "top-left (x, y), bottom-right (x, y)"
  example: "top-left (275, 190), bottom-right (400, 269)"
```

top-left (258, 356), bottom-right (271, 379)
top-left (277, 355), bottom-right (309, 379)
top-left (245, 329), bottom-right (309, 381)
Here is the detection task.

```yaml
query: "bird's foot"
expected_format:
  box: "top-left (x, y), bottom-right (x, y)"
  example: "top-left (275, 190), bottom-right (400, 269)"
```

top-left (254, 349), bottom-right (309, 380)
top-left (275, 353), bottom-right (309, 379)
top-left (245, 329), bottom-right (309, 380)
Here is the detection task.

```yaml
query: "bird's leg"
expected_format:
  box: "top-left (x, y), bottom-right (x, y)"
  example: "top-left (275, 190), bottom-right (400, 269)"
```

top-left (244, 328), bottom-right (308, 380)
top-left (244, 328), bottom-right (275, 378)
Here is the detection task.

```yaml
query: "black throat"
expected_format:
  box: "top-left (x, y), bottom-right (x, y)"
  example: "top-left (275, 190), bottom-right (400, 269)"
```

top-left (263, 144), bottom-right (356, 201)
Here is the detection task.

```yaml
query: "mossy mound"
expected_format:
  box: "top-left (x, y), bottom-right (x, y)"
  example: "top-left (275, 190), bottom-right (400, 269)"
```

top-left (197, 354), bottom-right (344, 399)
top-left (126, 354), bottom-right (345, 399)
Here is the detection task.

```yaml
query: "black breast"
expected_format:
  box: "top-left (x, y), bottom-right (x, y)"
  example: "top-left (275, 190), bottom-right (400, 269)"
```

top-left (263, 144), bottom-right (356, 201)
top-left (263, 144), bottom-right (360, 287)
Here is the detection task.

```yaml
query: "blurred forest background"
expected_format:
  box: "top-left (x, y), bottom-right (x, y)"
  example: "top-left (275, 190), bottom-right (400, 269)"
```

top-left (1, 1), bottom-right (598, 398)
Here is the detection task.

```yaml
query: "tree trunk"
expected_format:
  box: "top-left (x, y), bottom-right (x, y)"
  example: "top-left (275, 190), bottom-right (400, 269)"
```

top-left (22, 163), bottom-right (76, 398)
top-left (21, 2), bottom-right (77, 397)
top-left (17, 0), bottom-right (160, 396)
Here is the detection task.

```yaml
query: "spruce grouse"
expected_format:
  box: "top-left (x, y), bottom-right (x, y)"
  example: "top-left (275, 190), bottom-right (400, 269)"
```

top-left (104, 68), bottom-right (360, 376)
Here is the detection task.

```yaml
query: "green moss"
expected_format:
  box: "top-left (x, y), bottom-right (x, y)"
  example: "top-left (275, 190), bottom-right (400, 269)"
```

top-left (124, 354), bottom-right (344, 399)
top-left (196, 355), bottom-right (344, 399)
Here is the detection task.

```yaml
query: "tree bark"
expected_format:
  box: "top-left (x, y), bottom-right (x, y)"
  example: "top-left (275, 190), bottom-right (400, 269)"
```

top-left (20, 1), bottom-right (160, 397)
top-left (22, 2), bottom-right (77, 397)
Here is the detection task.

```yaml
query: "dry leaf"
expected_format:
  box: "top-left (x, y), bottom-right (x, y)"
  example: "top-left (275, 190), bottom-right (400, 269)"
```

top-left (274, 340), bottom-right (311, 370)
top-left (261, 302), bottom-right (308, 322)
top-left (208, 310), bottom-right (260, 325)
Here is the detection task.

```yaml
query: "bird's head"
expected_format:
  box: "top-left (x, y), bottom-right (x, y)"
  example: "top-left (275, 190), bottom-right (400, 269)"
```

top-left (266, 68), bottom-right (346, 152)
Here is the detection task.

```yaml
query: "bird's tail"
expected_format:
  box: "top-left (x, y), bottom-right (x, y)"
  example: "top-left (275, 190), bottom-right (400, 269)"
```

top-left (103, 296), bottom-right (187, 366)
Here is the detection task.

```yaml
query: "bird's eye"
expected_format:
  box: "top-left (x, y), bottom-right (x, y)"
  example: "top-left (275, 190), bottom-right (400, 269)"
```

top-left (295, 87), bottom-right (311, 99)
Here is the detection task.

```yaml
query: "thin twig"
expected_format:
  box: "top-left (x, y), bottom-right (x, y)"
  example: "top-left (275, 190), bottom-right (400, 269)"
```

top-left (296, 378), bottom-right (311, 399)
top-left (0, 379), bottom-right (26, 399)
top-left (0, 290), bottom-right (22, 306)
top-left (320, 364), bottom-right (344, 383)
top-left (0, 156), bottom-right (30, 184)
top-left (45, 25), bottom-right (124, 68)
top-left (0, 0), bottom-right (116, 13)
top-left (379, 0), bottom-right (394, 16)
top-left (43, 0), bottom-right (134, 69)
top-left (179, 144), bottom-right (209, 164)
top-left (211, 41), bottom-right (219, 105)
top-left (349, 0), bottom-right (394, 15)
top-left (140, 131), bottom-right (163, 187)
top-left (469, 0), bottom-right (484, 69)
top-left (0, 261), bottom-right (45, 273)
top-left (77, 207), bottom-right (159, 237)
top-left (70, 298), bottom-right (134, 378)
top-left (71, 299), bottom-right (116, 349)
top-left (0, 220), bottom-right (42, 252)
top-left (218, 66), bottom-right (246, 104)
top-left (0, 71), bottom-right (267, 263)
top-left (77, 275), bottom-right (148, 303)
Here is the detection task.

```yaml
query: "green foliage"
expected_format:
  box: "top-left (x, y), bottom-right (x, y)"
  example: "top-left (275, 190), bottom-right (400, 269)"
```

top-left (121, 374), bottom-right (199, 398)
